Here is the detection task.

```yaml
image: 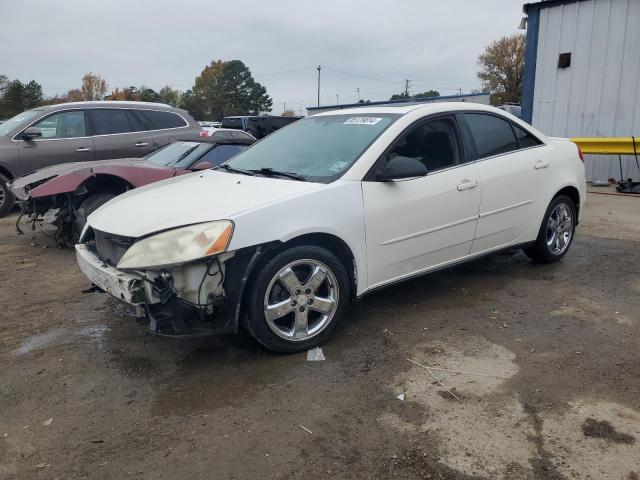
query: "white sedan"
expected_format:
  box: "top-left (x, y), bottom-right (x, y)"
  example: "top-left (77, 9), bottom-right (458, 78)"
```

top-left (76, 102), bottom-right (586, 352)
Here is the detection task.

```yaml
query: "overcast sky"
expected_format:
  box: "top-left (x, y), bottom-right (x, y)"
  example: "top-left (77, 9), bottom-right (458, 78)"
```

top-left (0, 0), bottom-right (524, 115)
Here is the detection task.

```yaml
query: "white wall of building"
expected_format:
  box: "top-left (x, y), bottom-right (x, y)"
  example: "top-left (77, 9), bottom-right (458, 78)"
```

top-left (531, 0), bottom-right (640, 181)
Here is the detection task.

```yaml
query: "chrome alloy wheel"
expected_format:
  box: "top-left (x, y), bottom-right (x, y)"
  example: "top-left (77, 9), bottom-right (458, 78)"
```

top-left (0, 185), bottom-right (5, 206)
top-left (263, 259), bottom-right (339, 341)
top-left (546, 203), bottom-right (573, 255)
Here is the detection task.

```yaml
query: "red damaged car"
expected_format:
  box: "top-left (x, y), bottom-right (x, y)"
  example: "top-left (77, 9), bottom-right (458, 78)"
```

top-left (9, 135), bottom-right (254, 246)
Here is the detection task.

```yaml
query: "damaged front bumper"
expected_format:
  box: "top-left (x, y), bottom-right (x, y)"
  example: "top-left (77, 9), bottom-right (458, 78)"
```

top-left (75, 243), bottom-right (255, 337)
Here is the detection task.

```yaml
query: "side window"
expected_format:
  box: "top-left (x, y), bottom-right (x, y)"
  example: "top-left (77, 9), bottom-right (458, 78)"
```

top-left (90, 109), bottom-right (131, 135)
top-left (126, 110), bottom-right (145, 132)
top-left (513, 124), bottom-right (542, 149)
top-left (32, 111), bottom-right (86, 139)
top-left (384, 117), bottom-right (460, 172)
top-left (132, 110), bottom-right (155, 130)
top-left (464, 113), bottom-right (518, 159)
top-left (140, 110), bottom-right (187, 129)
top-left (197, 144), bottom-right (248, 167)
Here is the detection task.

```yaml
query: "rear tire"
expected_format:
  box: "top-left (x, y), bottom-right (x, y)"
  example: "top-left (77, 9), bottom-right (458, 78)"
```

top-left (524, 195), bottom-right (576, 263)
top-left (243, 245), bottom-right (350, 353)
top-left (74, 193), bottom-right (116, 236)
top-left (0, 173), bottom-right (15, 218)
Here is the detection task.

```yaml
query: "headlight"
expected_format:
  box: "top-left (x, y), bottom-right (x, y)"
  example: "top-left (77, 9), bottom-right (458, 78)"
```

top-left (117, 220), bottom-right (234, 270)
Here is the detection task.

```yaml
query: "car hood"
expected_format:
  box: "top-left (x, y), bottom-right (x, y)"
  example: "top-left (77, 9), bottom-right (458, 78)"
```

top-left (11, 157), bottom-right (144, 189)
top-left (87, 170), bottom-right (324, 238)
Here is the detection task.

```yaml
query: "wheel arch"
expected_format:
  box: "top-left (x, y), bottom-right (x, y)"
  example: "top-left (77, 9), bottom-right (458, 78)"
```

top-left (77, 174), bottom-right (134, 196)
top-left (0, 164), bottom-right (13, 181)
top-left (552, 185), bottom-right (581, 223)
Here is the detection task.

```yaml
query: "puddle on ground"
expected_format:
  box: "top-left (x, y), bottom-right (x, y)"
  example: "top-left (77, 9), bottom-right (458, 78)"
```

top-left (543, 401), bottom-right (640, 479)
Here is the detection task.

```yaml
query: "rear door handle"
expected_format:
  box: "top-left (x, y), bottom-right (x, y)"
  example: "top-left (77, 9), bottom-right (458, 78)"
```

top-left (76, 147), bottom-right (92, 152)
top-left (534, 160), bottom-right (549, 169)
top-left (135, 142), bottom-right (149, 147)
top-left (457, 180), bottom-right (478, 191)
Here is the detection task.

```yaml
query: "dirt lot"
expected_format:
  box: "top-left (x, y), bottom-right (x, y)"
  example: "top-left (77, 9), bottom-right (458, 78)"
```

top-left (1, 190), bottom-right (639, 480)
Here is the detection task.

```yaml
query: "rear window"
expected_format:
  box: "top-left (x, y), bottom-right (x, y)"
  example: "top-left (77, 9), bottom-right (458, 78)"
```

top-left (464, 113), bottom-right (519, 159)
top-left (90, 109), bottom-right (132, 135)
top-left (199, 144), bottom-right (248, 166)
top-left (140, 110), bottom-right (187, 129)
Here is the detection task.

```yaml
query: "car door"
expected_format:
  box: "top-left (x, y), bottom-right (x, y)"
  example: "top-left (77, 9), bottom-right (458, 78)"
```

top-left (461, 113), bottom-right (548, 254)
top-left (362, 115), bottom-right (481, 289)
top-left (89, 108), bottom-right (155, 159)
top-left (17, 110), bottom-right (95, 173)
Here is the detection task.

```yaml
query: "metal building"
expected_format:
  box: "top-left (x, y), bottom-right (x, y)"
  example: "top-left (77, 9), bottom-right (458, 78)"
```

top-left (522, 0), bottom-right (640, 182)
top-left (306, 92), bottom-right (490, 116)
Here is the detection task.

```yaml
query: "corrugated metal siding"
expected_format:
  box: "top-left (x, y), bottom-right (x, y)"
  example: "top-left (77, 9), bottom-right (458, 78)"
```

top-left (532, 0), bottom-right (640, 181)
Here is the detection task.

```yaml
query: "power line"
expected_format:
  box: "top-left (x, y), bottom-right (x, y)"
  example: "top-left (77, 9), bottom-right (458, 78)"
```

top-left (323, 66), bottom-right (403, 85)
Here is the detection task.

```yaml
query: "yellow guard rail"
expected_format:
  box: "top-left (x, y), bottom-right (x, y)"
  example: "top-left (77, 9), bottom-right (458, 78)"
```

top-left (570, 137), bottom-right (640, 155)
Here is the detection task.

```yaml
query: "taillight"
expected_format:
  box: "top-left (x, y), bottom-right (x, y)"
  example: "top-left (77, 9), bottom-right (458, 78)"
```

top-left (576, 145), bottom-right (584, 162)
top-left (199, 130), bottom-right (208, 137)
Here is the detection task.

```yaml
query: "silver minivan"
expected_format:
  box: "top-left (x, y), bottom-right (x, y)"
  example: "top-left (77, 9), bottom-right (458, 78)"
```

top-left (0, 101), bottom-right (201, 216)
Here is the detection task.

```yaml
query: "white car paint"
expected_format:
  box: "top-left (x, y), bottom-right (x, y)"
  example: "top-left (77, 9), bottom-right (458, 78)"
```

top-left (83, 102), bottom-right (586, 299)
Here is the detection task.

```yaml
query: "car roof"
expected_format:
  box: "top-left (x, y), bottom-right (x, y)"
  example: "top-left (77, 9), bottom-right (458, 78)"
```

top-left (312, 102), bottom-right (503, 117)
top-left (39, 101), bottom-right (174, 110)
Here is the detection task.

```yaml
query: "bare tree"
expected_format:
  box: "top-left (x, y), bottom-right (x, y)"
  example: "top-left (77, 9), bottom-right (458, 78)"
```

top-left (81, 72), bottom-right (108, 101)
top-left (477, 34), bottom-right (525, 104)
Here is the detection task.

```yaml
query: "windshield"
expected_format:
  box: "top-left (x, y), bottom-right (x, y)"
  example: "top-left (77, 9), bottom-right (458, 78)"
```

top-left (225, 114), bottom-right (398, 182)
top-left (146, 141), bottom-right (208, 168)
top-left (0, 110), bottom-right (42, 137)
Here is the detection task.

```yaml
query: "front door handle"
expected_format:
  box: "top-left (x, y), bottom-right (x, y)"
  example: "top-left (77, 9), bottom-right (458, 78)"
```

top-left (457, 180), bottom-right (478, 191)
top-left (135, 142), bottom-right (149, 147)
top-left (76, 147), bottom-right (92, 152)
top-left (534, 160), bottom-right (549, 169)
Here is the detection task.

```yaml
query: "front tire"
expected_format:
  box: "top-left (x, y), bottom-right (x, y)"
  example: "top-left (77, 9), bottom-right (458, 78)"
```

top-left (0, 173), bottom-right (15, 218)
top-left (74, 193), bottom-right (116, 236)
top-left (244, 245), bottom-right (351, 353)
top-left (524, 195), bottom-right (576, 263)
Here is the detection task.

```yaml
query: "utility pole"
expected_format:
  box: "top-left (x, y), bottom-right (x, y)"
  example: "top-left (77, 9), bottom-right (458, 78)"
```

top-left (458, 88), bottom-right (462, 95)
top-left (317, 65), bottom-right (321, 107)
top-left (336, 93), bottom-right (339, 105)
top-left (404, 79), bottom-right (411, 97)
top-left (356, 87), bottom-right (360, 101)
top-left (283, 101), bottom-right (286, 113)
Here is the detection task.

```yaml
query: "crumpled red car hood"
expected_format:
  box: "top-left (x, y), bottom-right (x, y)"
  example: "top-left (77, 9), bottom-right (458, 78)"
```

top-left (11, 158), bottom-right (144, 190)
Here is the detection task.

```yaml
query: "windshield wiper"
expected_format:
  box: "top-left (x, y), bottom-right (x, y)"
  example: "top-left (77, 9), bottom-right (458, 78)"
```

top-left (250, 167), bottom-right (307, 181)
top-left (215, 164), bottom-right (256, 176)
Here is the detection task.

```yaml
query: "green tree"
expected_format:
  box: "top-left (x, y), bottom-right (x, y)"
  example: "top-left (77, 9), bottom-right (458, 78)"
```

top-left (158, 85), bottom-right (182, 107)
top-left (23, 80), bottom-right (43, 109)
top-left (1, 80), bottom-right (26, 117)
top-left (139, 86), bottom-right (160, 103)
top-left (390, 92), bottom-right (410, 101)
top-left (414, 89), bottom-right (440, 99)
top-left (477, 34), bottom-right (525, 104)
top-left (191, 60), bottom-right (272, 120)
top-left (179, 89), bottom-right (206, 120)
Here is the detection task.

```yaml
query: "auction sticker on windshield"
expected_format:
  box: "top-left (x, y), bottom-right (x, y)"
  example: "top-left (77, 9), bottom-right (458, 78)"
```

top-left (343, 117), bottom-right (382, 125)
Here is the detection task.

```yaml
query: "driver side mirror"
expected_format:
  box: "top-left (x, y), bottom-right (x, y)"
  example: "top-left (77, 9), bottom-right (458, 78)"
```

top-left (22, 127), bottom-right (42, 141)
top-left (376, 156), bottom-right (428, 182)
top-left (192, 161), bottom-right (213, 171)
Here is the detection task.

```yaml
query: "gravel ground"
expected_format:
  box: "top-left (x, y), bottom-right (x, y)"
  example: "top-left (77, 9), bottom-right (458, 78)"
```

top-left (1, 191), bottom-right (639, 480)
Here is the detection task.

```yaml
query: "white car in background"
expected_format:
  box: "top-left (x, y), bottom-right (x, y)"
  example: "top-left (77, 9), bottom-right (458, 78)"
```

top-left (201, 126), bottom-right (255, 141)
top-left (75, 103), bottom-right (586, 352)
